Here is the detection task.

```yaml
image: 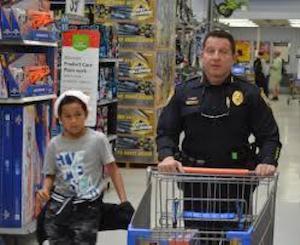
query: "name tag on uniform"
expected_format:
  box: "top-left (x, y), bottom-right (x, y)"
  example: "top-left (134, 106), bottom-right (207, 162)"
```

top-left (185, 97), bottom-right (199, 105)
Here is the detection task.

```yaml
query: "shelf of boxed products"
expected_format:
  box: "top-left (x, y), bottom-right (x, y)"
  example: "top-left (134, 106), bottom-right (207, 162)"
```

top-left (0, 94), bottom-right (56, 104)
top-left (1, 1), bottom-right (58, 43)
top-left (50, 0), bottom-right (95, 4)
top-left (99, 58), bottom-right (122, 63)
top-left (98, 98), bottom-right (118, 106)
top-left (0, 40), bottom-right (58, 47)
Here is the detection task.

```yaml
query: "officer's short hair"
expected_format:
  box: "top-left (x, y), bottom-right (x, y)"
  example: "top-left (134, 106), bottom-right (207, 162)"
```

top-left (202, 30), bottom-right (235, 54)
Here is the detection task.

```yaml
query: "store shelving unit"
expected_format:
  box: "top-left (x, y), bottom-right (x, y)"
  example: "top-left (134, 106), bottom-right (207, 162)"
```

top-left (0, 37), bottom-right (57, 243)
top-left (96, 58), bottom-right (119, 145)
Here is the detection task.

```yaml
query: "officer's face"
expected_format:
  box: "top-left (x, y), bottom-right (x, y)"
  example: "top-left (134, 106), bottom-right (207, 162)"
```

top-left (202, 37), bottom-right (235, 85)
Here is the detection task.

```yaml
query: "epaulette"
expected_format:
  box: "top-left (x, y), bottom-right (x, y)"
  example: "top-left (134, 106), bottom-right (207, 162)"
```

top-left (232, 75), bottom-right (250, 84)
top-left (185, 75), bottom-right (201, 83)
top-left (175, 75), bottom-right (201, 89)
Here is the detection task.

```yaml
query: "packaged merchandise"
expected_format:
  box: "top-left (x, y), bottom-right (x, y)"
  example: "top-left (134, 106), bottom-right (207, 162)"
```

top-left (0, 53), bottom-right (54, 97)
top-left (117, 22), bottom-right (155, 50)
top-left (117, 108), bottom-right (155, 136)
top-left (99, 66), bottom-right (117, 100)
top-left (119, 52), bottom-right (154, 80)
top-left (0, 102), bottom-right (50, 228)
top-left (0, 62), bottom-right (8, 98)
top-left (0, 0), bottom-right (57, 41)
top-left (116, 135), bottom-right (155, 163)
top-left (117, 80), bottom-right (155, 107)
top-left (96, 106), bottom-right (108, 134)
top-left (94, 0), bottom-right (155, 23)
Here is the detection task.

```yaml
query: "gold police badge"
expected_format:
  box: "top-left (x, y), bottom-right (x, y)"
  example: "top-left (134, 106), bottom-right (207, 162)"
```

top-left (232, 90), bottom-right (244, 106)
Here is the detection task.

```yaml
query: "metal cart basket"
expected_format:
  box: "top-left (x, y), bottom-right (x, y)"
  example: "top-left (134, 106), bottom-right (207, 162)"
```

top-left (128, 167), bottom-right (278, 245)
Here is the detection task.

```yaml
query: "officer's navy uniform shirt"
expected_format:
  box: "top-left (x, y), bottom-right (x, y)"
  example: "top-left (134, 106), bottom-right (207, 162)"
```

top-left (156, 75), bottom-right (281, 168)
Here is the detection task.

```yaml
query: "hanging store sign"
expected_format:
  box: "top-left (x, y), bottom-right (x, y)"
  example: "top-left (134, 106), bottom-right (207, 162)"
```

top-left (65, 0), bottom-right (85, 17)
top-left (61, 30), bottom-right (100, 126)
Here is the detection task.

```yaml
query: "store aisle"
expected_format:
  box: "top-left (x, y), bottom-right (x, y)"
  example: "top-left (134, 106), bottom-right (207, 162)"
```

top-left (9, 95), bottom-right (300, 245)
top-left (271, 96), bottom-right (300, 245)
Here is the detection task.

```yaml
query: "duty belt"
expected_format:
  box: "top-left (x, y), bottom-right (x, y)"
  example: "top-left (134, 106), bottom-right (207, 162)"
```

top-left (178, 151), bottom-right (206, 166)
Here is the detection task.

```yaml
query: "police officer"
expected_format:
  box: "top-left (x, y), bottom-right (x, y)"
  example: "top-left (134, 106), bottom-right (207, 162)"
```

top-left (156, 30), bottom-right (281, 176)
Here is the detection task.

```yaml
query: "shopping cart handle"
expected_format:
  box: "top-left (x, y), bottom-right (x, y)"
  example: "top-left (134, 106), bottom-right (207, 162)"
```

top-left (182, 167), bottom-right (253, 175)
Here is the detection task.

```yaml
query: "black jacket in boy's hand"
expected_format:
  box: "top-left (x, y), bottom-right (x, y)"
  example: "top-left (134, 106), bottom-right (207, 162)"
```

top-left (98, 201), bottom-right (135, 231)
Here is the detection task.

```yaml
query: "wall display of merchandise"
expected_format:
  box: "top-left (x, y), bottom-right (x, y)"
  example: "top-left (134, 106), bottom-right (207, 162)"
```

top-left (0, 0), bottom-right (57, 42)
top-left (0, 37), bottom-right (56, 237)
top-left (95, 0), bottom-right (176, 164)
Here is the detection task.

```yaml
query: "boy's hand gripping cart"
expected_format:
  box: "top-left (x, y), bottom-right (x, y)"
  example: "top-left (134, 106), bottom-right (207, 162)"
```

top-left (128, 167), bottom-right (278, 245)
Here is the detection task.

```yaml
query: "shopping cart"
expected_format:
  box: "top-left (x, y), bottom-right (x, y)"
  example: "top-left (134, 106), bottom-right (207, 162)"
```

top-left (287, 78), bottom-right (300, 105)
top-left (128, 167), bottom-right (278, 245)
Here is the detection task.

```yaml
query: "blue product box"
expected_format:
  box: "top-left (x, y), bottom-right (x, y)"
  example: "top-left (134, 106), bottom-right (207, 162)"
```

top-left (11, 106), bottom-right (23, 227)
top-left (1, 106), bottom-right (14, 227)
top-left (0, 102), bottom-right (49, 228)
top-left (0, 8), bottom-right (13, 40)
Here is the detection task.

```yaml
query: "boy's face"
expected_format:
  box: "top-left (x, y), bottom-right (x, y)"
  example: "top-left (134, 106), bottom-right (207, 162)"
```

top-left (59, 102), bottom-right (87, 139)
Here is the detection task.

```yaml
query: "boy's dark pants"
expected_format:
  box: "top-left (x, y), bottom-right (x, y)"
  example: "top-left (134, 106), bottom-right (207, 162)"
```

top-left (44, 199), bottom-right (100, 245)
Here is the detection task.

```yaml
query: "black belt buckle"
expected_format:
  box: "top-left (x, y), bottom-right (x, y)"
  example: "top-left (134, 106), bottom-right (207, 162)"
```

top-left (55, 197), bottom-right (73, 225)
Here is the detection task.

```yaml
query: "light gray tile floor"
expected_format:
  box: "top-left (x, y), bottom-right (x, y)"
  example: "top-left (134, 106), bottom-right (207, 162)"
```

top-left (1, 95), bottom-right (300, 245)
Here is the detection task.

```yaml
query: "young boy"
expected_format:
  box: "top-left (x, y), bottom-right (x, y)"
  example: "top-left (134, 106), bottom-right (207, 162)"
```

top-left (38, 90), bottom-right (127, 245)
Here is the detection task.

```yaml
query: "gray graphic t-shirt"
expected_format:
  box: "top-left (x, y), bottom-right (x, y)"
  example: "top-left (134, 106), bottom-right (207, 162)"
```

top-left (43, 128), bottom-right (114, 200)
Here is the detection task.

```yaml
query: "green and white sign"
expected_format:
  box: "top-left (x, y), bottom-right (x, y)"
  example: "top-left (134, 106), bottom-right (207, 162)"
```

top-left (61, 30), bottom-right (100, 126)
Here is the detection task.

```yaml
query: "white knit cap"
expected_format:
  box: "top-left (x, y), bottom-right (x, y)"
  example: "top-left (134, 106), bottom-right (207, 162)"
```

top-left (54, 90), bottom-right (90, 118)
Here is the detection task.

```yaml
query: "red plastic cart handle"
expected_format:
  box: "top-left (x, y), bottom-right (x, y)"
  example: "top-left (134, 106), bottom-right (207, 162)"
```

top-left (182, 167), bottom-right (253, 175)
